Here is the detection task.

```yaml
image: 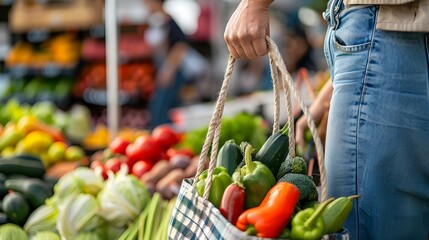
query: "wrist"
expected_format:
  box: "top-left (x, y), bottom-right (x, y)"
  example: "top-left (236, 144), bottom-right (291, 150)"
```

top-left (245, 0), bottom-right (274, 9)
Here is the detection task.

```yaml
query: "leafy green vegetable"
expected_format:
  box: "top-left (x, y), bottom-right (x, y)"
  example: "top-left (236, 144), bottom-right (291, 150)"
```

top-left (98, 168), bottom-right (150, 228)
top-left (31, 231), bottom-right (61, 240)
top-left (24, 204), bottom-right (59, 236)
top-left (180, 112), bottom-right (268, 154)
top-left (48, 168), bottom-right (104, 206)
top-left (57, 194), bottom-right (104, 240)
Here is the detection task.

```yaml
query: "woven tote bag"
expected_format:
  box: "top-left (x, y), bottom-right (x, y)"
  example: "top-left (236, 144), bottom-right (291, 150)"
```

top-left (168, 37), bottom-right (349, 240)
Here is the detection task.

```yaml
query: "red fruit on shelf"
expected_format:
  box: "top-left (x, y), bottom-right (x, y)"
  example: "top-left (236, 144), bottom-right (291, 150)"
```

top-left (132, 160), bottom-right (153, 179)
top-left (166, 147), bottom-right (195, 160)
top-left (109, 136), bottom-right (131, 155)
top-left (104, 158), bottom-right (124, 174)
top-left (151, 124), bottom-right (179, 150)
top-left (90, 160), bottom-right (108, 179)
top-left (133, 136), bottom-right (162, 162)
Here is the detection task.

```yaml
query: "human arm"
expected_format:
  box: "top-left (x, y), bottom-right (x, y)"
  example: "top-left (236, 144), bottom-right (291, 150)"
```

top-left (156, 42), bottom-right (189, 87)
top-left (295, 80), bottom-right (333, 148)
top-left (224, 0), bottom-right (274, 59)
top-left (156, 18), bottom-right (189, 88)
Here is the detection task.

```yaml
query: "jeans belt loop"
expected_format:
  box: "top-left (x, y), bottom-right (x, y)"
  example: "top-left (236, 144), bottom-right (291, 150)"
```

top-left (330, 0), bottom-right (343, 30)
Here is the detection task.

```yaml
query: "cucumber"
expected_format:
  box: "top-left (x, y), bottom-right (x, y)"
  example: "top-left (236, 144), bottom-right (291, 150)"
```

top-left (2, 192), bottom-right (30, 225)
top-left (0, 183), bottom-right (7, 199)
top-left (321, 195), bottom-right (360, 234)
top-left (254, 125), bottom-right (290, 178)
top-left (4, 178), bottom-right (53, 208)
top-left (0, 212), bottom-right (7, 225)
top-left (216, 140), bottom-right (243, 176)
top-left (0, 172), bottom-right (6, 184)
top-left (10, 154), bottom-right (43, 162)
top-left (0, 158), bottom-right (45, 178)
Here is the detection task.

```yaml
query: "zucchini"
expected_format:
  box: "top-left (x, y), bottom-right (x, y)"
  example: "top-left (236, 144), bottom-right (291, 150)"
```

top-left (9, 154), bottom-right (42, 162)
top-left (2, 192), bottom-right (30, 225)
top-left (0, 212), bottom-right (7, 225)
top-left (5, 178), bottom-right (53, 208)
top-left (0, 158), bottom-right (45, 178)
top-left (0, 183), bottom-right (7, 199)
top-left (0, 172), bottom-right (6, 184)
top-left (254, 125), bottom-right (290, 178)
top-left (216, 140), bottom-right (243, 176)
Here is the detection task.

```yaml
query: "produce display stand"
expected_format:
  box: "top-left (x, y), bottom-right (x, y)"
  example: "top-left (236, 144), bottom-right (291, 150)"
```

top-left (9, 0), bottom-right (104, 33)
top-left (105, 0), bottom-right (120, 139)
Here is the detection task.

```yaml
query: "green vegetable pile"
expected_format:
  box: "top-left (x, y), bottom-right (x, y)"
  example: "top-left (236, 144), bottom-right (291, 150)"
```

top-left (6, 167), bottom-right (153, 239)
top-left (179, 112), bottom-right (268, 155)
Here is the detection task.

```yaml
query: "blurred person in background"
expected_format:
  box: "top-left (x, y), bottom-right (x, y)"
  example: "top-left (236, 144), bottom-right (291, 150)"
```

top-left (143, 0), bottom-right (209, 129)
top-left (224, 0), bottom-right (429, 239)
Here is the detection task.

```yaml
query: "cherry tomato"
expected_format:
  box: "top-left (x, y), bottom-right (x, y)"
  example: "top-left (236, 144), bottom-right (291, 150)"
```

top-left (90, 160), bottom-right (107, 179)
top-left (132, 160), bottom-right (153, 178)
top-left (90, 159), bottom-right (104, 170)
top-left (104, 158), bottom-right (123, 174)
top-left (131, 135), bottom-right (161, 163)
top-left (151, 124), bottom-right (179, 150)
top-left (109, 136), bottom-right (131, 155)
top-left (166, 147), bottom-right (195, 160)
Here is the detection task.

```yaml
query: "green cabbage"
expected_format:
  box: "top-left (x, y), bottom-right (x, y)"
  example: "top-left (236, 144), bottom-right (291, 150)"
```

top-left (98, 169), bottom-right (150, 227)
top-left (31, 231), bottom-right (60, 240)
top-left (48, 168), bottom-right (104, 206)
top-left (57, 194), bottom-right (104, 240)
top-left (0, 223), bottom-right (28, 240)
top-left (24, 204), bottom-right (58, 236)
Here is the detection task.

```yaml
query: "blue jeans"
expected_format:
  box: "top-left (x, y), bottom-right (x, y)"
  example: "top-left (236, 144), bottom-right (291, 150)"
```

top-left (323, 1), bottom-right (429, 239)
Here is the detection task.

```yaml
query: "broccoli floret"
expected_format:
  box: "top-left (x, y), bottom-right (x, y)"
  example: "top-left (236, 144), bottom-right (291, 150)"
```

top-left (300, 199), bottom-right (320, 209)
top-left (278, 173), bottom-right (318, 201)
top-left (277, 156), bottom-right (308, 179)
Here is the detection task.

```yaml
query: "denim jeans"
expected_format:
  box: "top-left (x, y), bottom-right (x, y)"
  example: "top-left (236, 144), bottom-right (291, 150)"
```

top-left (323, 1), bottom-right (429, 239)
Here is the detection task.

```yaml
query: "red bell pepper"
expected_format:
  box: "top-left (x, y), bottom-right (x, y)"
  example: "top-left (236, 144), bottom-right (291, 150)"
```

top-left (219, 176), bottom-right (245, 225)
top-left (236, 182), bottom-right (300, 238)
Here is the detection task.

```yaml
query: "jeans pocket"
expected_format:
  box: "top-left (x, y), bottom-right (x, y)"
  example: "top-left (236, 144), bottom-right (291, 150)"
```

top-left (333, 5), bottom-right (377, 53)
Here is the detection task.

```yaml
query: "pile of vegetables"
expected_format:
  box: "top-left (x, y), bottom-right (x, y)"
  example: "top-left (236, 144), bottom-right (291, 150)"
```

top-left (0, 153), bottom-right (57, 228)
top-left (7, 167), bottom-right (153, 239)
top-left (198, 125), bottom-right (359, 240)
top-left (179, 112), bottom-right (268, 154)
top-left (117, 193), bottom-right (177, 240)
top-left (89, 124), bottom-right (194, 179)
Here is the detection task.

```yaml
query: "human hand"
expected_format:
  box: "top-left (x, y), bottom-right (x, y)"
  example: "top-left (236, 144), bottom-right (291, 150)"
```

top-left (295, 115), bottom-right (309, 149)
top-left (296, 80), bottom-right (333, 148)
top-left (224, 0), bottom-right (273, 59)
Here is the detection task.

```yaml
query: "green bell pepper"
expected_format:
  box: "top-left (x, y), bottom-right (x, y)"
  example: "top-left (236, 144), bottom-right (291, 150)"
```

top-left (290, 198), bottom-right (334, 240)
top-left (196, 166), bottom-right (233, 208)
top-left (235, 144), bottom-right (276, 209)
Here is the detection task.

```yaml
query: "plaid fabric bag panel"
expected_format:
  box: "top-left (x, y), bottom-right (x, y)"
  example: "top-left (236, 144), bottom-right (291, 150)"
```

top-left (168, 179), bottom-right (349, 240)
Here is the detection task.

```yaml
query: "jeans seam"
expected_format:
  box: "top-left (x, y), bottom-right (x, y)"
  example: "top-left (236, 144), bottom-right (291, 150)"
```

top-left (355, 6), bottom-right (378, 240)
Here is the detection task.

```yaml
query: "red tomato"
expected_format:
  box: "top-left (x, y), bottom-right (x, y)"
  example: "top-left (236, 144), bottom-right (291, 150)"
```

top-left (166, 147), bottom-right (195, 160)
top-left (90, 160), bottom-right (104, 170)
top-left (90, 160), bottom-right (108, 179)
top-left (131, 136), bottom-right (162, 163)
top-left (104, 158), bottom-right (123, 174)
top-left (132, 160), bottom-right (153, 178)
top-left (151, 125), bottom-right (179, 150)
top-left (125, 144), bottom-right (142, 166)
top-left (109, 136), bottom-right (131, 155)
